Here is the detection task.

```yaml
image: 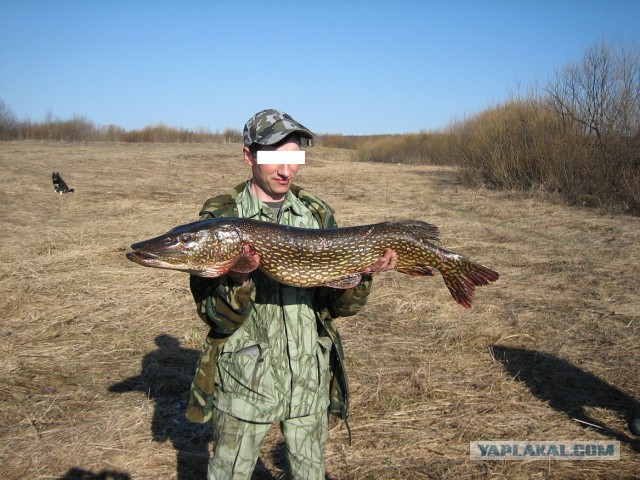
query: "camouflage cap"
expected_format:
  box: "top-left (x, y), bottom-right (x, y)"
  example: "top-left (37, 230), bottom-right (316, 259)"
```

top-left (243, 109), bottom-right (314, 147)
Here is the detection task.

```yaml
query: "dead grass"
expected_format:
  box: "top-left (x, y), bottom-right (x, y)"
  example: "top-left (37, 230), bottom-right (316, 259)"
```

top-left (0, 141), bottom-right (638, 479)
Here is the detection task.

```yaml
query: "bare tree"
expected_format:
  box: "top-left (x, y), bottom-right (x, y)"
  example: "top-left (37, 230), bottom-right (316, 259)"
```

top-left (0, 99), bottom-right (18, 140)
top-left (548, 41), bottom-right (639, 136)
top-left (543, 40), bottom-right (640, 208)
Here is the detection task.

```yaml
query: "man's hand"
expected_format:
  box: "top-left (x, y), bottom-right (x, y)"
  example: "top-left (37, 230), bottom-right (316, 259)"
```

top-left (228, 244), bottom-right (260, 285)
top-left (363, 249), bottom-right (397, 275)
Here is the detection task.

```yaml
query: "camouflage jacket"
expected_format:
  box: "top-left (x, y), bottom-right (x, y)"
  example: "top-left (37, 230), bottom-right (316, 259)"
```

top-left (186, 181), bottom-right (372, 424)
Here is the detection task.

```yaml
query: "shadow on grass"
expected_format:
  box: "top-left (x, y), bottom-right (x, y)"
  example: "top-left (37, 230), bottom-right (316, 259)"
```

top-left (57, 468), bottom-right (130, 480)
top-left (492, 345), bottom-right (640, 452)
top-left (107, 334), bottom-right (283, 480)
top-left (55, 462), bottom-right (290, 480)
top-left (109, 334), bottom-right (212, 479)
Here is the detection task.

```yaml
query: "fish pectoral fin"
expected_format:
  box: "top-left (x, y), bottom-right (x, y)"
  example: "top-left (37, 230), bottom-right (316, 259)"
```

top-left (396, 265), bottom-right (435, 277)
top-left (198, 258), bottom-right (241, 278)
top-left (324, 274), bottom-right (362, 289)
top-left (199, 265), bottom-right (231, 277)
top-left (229, 255), bottom-right (257, 273)
top-left (228, 246), bottom-right (259, 273)
top-left (198, 267), bottom-right (226, 277)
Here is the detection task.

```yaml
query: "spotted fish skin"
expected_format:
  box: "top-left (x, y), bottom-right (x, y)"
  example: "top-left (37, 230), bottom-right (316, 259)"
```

top-left (126, 218), bottom-right (499, 308)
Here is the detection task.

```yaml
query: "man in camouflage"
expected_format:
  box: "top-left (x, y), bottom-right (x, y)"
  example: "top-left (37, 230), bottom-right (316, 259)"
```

top-left (187, 109), bottom-right (396, 479)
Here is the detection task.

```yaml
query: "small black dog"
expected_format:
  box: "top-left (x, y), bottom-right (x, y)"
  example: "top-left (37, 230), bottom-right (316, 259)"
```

top-left (52, 171), bottom-right (75, 194)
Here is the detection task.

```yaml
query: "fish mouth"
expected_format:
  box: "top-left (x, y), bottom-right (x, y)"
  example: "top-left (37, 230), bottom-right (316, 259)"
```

top-left (126, 248), bottom-right (193, 273)
top-left (125, 247), bottom-right (229, 277)
top-left (126, 236), bottom-right (185, 265)
top-left (126, 249), bottom-right (161, 266)
top-left (126, 250), bottom-right (165, 267)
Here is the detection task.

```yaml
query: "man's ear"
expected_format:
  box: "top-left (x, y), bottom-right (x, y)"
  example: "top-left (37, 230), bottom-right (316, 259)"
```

top-left (243, 146), bottom-right (255, 167)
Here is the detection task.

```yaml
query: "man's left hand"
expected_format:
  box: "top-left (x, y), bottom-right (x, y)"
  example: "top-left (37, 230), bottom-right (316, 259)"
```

top-left (363, 249), bottom-right (397, 275)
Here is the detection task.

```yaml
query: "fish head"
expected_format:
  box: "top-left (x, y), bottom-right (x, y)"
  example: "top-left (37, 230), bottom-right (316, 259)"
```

top-left (126, 218), bottom-right (243, 277)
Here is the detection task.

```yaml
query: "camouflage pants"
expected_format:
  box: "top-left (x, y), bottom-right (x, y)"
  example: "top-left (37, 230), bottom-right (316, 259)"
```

top-left (208, 409), bottom-right (329, 480)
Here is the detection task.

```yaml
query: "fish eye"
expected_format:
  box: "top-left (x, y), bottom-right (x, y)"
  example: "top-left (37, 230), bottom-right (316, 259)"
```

top-left (179, 233), bottom-right (192, 244)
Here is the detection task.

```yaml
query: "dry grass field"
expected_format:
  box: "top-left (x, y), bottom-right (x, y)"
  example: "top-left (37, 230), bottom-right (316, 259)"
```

top-left (0, 141), bottom-right (638, 480)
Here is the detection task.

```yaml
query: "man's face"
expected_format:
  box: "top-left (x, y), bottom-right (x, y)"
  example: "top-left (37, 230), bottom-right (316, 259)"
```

top-left (243, 135), bottom-right (302, 202)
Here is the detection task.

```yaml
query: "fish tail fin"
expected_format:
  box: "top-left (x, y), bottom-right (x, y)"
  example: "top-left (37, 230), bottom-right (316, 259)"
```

top-left (439, 255), bottom-right (499, 308)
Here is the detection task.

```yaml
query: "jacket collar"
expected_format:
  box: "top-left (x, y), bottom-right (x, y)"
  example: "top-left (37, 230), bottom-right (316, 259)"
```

top-left (238, 180), bottom-right (303, 220)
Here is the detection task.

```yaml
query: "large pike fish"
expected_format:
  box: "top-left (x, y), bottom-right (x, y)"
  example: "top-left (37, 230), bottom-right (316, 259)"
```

top-left (126, 218), bottom-right (499, 308)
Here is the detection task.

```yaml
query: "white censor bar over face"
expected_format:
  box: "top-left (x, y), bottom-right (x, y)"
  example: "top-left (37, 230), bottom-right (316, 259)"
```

top-left (257, 151), bottom-right (306, 165)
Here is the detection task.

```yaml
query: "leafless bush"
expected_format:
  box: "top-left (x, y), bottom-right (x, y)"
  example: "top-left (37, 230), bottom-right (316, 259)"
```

top-left (353, 132), bottom-right (457, 165)
top-left (221, 128), bottom-right (242, 144)
top-left (316, 134), bottom-right (366, 149)
top-left (448, 40), bottom-right (640, 214)
top-left (450, 99), bottom-right (560, 189)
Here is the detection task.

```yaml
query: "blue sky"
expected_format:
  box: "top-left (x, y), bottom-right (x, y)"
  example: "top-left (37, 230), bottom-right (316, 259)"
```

top-left (1, 0), bottom-right (638, 135)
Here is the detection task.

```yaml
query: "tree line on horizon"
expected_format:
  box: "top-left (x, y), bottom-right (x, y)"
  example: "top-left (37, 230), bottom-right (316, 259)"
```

top-left (0, 106), bottom-right (244, 144)
top-left (1, 40), bottom-right (638, 214)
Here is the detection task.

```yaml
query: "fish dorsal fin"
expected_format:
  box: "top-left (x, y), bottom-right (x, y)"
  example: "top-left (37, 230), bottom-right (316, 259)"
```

top-left (383, 220), bottom-right (440, 241)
